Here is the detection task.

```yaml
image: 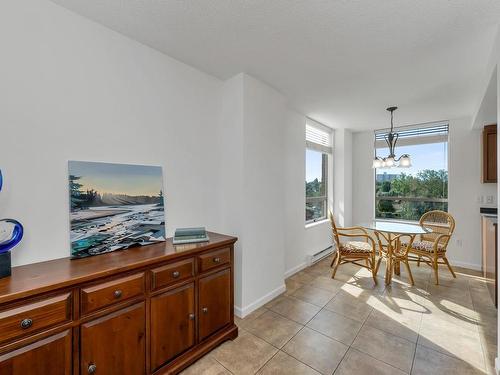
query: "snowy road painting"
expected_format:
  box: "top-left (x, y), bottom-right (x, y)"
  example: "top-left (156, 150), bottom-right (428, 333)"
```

top-left (68, 161), bottom-right (165, 258)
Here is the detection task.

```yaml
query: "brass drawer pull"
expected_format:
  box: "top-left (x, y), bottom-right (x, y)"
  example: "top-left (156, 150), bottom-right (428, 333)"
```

top-left (88, 363), bottom-right (97, 374)
top-left (213, 257), bottom-right (221, 263)
top-left (172, 271), bottom-right (180, 278)
top-left (114, 290), bottom-right (122, 299)
top-left (20, 318), bottom-right (33, 329)
top-left (202, 307), bottom-right (208, 314)
top-left (188, 313), bottom-right (195, 320)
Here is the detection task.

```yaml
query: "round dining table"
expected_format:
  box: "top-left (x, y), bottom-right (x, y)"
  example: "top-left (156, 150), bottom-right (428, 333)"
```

top-left (358, 221), bottom-right (431, 285)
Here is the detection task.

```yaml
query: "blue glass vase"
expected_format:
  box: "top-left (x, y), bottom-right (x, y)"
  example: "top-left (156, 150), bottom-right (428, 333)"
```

top-left (0, 219), bottom-right (24, 254)
top-left (0, 169), bottom-right (24, 278)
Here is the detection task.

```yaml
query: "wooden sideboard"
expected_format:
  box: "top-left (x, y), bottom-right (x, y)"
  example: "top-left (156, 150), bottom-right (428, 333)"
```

top-left (0, 232), bottom-right (238, 375)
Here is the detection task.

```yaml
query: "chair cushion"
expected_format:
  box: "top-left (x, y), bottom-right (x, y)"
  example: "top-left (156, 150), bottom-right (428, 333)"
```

top-left (339, 241), bottom-right (372, 254)
top-left (404, 240), bottom-right (446, 253)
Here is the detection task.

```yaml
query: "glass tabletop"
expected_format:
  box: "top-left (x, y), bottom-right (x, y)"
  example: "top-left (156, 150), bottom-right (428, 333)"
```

top-left (358, 221), bottom-right (430, 235)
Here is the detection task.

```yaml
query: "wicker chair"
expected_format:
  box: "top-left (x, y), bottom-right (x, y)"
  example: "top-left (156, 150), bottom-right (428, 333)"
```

top-left (405, 210), bottom-right (456, 285)
top-left (329, 211), bottom-right (379, 284)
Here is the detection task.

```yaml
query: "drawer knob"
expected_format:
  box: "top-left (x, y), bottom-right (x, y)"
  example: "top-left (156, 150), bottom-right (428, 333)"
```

top-left (202, 307), bottom-right (208, 314)
top-left (188, 313), bottom-right (195, 320)
top-left (20, 318), bottom-right (33, 329)
top-left (88, 363), bottom-right (97, 374)
top-left (213, 257), bottom-right (221, 263)
top-left (172, 271), bottom-right (180, 278)
top-left (114, 290), bottom-right (122, 299)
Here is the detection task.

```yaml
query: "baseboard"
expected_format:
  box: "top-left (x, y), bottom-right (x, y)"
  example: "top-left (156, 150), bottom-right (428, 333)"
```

top-left (284, 262), bottom-right (308, 279)
top-left (495, 357), bottom-right (500, 375)
top-left (234, 305), bottom-right (244, 318)
top-left (449, 260), bottom-right (482, 272)
top-left (234, 283), bottom-right (286, 318)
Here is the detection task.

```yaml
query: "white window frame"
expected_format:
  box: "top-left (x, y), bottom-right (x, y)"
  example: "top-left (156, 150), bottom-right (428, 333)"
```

top-left (373, 122), bottom-right (449, 222)
top-left (305, 118), bottom-right (333, 224)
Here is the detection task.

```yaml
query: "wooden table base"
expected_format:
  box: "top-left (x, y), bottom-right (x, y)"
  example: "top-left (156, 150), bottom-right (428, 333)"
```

top-left (375, 231), bottom-right (416, 286)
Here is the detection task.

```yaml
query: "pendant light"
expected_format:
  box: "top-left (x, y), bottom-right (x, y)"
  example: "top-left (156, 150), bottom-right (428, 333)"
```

top-left (373, 106), bottom-right (411, 168)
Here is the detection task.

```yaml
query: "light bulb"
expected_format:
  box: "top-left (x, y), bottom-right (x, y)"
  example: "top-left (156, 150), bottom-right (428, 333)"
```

top-left (372, 158), bottom-right (382, 168)
top-left (399, 154), bottom-right (411, 168)
top-left (385, 157), bottom-right (395, 167)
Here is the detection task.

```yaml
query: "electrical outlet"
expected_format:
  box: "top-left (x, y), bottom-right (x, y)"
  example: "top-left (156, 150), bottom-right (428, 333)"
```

top-left (486, 195), bottom-right (494, 204)
top-left (477, 196), bottom-right (484, 204)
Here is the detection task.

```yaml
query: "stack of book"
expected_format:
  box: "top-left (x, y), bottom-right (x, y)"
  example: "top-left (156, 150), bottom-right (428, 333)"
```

top-left (172, 227), bottom-right (209, 244)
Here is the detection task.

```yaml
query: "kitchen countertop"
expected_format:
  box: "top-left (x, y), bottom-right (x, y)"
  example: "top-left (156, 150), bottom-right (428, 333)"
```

top-left (480, 207), bottom-right (498, 217)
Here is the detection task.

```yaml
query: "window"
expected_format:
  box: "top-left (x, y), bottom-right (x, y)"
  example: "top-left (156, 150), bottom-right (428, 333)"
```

top-left (306, 120), bottom-right (332, 223)
top-left (374, 122), bottom-right (449, 221)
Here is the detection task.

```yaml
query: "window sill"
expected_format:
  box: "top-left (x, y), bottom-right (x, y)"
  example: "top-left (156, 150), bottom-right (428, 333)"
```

top-left (305, 219), bottom-right (329, 229)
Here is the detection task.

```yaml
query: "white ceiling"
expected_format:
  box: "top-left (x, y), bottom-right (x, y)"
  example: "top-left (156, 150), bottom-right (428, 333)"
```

top-left (52, 0), bottom-right (500, 131)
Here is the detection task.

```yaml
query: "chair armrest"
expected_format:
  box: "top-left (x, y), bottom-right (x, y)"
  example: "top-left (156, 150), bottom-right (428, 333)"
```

top-left (337, 226), bottom-right (369, 236)
top-left (434, 234), bottom-right (451, 241)
top-left (337, 232), bottom-right (376, 248)
top-left (431, 234), bottom-right (451, 251)
top-left (337, 227), bottom-right (370, 244)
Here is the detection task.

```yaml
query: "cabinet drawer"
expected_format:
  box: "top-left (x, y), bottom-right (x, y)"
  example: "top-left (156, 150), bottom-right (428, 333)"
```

top-left (81, 273), bottom-right (145, 315)
top-left (198, 248), bottom-right (231, 273)
top-left (151, 258), bottom-right (194, 291)
top-left (0, 293), bottom-right (72, 344)
top-left (0, 330), bottom-right (72, 374)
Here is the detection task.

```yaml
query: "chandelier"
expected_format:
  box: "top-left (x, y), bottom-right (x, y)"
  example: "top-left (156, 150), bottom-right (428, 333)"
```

top-left (372, 106), bottom-right (411, 168)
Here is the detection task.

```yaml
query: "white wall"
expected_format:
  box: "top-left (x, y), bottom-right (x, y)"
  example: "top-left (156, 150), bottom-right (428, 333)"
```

top-left (352, 131), bottom-right (376, 224)
top-left (351, 117), bottom-right (497, 270)
top-left (218, 74), bottom-right (288, 315)
top-left (334, 129), bottom-right (353, 227)
top-left (284, 110), bottom-right (307, 274)
top-left (240, 74), bottom-right (287, 310)
top-left (218, 74), bottom-right (245, 308)
top-left (0, 0), bottom-right (224, 267)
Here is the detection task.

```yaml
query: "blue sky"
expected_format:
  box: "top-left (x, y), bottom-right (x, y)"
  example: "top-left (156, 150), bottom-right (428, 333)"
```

top-left (306, 149), bottom-right (324, 182)
top-left (306, 141), bottom-right (447, 182)
top-left (375, 142), bottom-right (448, 176)
top-left (69, 161), bottom-right (163, 196)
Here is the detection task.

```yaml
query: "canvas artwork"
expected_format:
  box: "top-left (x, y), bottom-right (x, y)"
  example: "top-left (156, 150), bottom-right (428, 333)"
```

top-left (68, 161), bottom-right (166, 258)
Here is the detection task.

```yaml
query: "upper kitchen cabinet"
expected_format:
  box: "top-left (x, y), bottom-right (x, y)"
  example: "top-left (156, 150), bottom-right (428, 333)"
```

top-left (483, 124), bottom-right (497, 183)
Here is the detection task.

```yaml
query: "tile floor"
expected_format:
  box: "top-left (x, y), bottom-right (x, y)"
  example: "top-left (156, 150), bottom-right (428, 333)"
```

top-left (181, 256), bottom-right (497, 375)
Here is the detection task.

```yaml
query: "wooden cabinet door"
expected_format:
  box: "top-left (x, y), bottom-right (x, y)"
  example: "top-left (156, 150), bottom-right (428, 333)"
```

top-left (0, 330), bottom-right (72, 375)
top-left (150, 283), bottom-right (195, 370)
top-left (199, 269), bottom-right (231, 341)
top-left (483, 124), bottom-right (497, 183)
top-left (81, 303), bottom-right (145, 375)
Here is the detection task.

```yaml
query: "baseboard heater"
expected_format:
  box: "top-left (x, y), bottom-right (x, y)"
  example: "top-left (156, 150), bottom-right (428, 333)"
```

top-left (306, 246), bottom-right (334, 266)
